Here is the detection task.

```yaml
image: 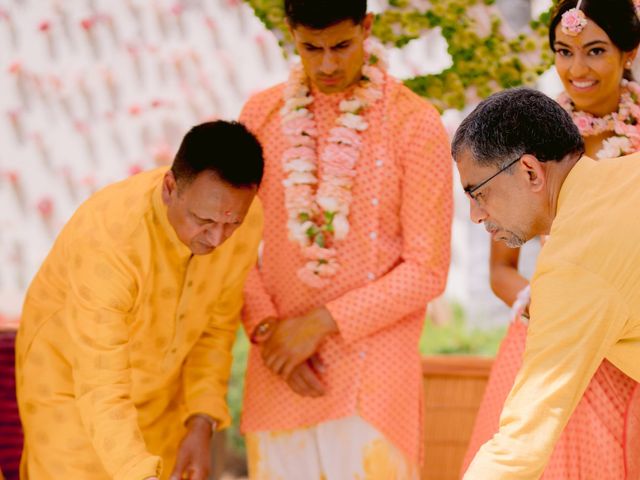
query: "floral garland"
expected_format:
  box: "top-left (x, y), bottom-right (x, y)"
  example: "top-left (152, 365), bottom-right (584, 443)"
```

top-left (280, 38), bottom-right (387, 288)
top-left (558, 80), bottom-right (640, 159)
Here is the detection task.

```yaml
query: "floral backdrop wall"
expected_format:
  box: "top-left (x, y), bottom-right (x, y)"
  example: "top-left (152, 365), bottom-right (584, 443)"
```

top-left (0, 0), bottom-right (289, 324)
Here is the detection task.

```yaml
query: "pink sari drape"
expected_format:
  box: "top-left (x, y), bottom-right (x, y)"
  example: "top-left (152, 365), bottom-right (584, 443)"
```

top-left (462, 320), bottom-right (640, 479)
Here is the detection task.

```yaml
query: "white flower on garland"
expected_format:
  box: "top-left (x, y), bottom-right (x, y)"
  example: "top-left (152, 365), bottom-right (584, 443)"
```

top-left (280, 37), bottom-right (387, 288)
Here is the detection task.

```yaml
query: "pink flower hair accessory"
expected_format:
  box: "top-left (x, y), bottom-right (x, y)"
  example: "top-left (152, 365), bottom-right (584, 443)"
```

top-left (561, 0), bottom-right (587, 37)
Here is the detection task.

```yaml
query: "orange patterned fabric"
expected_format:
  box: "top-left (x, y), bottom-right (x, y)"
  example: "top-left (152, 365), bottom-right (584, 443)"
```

top-left (239, 74), bottom-right (453, 464)
top-left (462, 320), bottom-right (640, 479)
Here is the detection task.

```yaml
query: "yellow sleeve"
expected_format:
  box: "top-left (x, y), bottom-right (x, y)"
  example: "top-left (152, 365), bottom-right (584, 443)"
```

top-left (464, 264), bottom-right (630, 479)
top-left (64, 244), bottom-right (162, 480)
top-left (182, 204), bottom-right (263, 429)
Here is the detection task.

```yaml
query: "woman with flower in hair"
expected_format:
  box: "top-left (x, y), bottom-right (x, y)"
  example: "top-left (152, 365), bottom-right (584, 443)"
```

top-left (463, 0), bottom-right (640, 478)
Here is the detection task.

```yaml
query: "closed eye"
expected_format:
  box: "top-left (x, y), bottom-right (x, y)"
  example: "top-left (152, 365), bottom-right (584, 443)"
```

top-left (588, 47), bottom-right (606, 56)
top-left (332, 41), bottom-right (351, 51)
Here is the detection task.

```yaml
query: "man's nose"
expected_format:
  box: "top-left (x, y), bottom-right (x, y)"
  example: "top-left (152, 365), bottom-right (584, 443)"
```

top-left (205, 224), bottom-right (225, 247)
top-left (319, 51), bottom-right (338, 75)
top-left (469, 198), bottom-right (487, 224)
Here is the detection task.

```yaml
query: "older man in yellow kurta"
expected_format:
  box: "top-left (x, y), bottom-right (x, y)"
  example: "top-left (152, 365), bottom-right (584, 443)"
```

top-left (454, 88), bottom-right (640, 478)
top-left (15, 121), bottom-right (264, 480)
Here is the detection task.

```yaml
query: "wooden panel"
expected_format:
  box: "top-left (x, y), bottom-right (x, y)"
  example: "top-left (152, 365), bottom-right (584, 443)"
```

top-left (421, 356), bottom-right (493, 480)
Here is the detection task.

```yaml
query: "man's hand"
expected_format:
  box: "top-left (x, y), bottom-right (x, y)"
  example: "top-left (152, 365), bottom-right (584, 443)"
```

top-left (286, 355), bottom-right (326, 398)
top-left (169, 416), bottom-right (213, 480)
top-left (250, 316), bottom-right (277, 344)
top-left (261, 307), bottom-right (338, 379)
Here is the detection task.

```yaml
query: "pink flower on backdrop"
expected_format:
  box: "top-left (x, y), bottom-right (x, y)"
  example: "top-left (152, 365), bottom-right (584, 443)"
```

top-left (38, 20), bottom-right (51, 32)
top-left (128, 104), bottom-right (143, 116)
top-left (4, 171), bottom-right (19, 185)
top-left (74, 120), bottom-right (89, 135)
top-left (205, 16), bottom-right (217, 30)
top-left (82, 176), bottom-right (96, 187)
top-left (170, 3), bottom-right (184, 15)
top-left (37, 198), bottom-right (54, 218)
top-left (8, 61), bottom-right (22, 75)
top-left (80, 17), bottom-right (95, 31)
top-left (128, 164), bottom-right (144, 176)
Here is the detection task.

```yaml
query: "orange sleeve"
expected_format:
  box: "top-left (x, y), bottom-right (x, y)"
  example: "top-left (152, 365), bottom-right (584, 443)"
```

top-left (326, 100), bottom-right (453, 343)
top-left (238, 91), bottom-right (281, 333)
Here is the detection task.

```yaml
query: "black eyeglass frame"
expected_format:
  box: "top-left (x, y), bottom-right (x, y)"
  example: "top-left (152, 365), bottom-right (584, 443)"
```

top-left (464, 155), bottom-right (522, 201)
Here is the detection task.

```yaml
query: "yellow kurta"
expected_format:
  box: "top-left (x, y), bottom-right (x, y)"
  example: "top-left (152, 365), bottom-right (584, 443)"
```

top-left (465, 154), bottom-right (640, 478)
top-left (15, 168), bottom-right (263, 480)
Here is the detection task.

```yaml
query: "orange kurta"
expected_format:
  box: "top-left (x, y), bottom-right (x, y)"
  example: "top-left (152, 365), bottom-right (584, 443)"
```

top-left (16, 168), bottom-right (263, 480)
top-left (239, 74), bottom-right (453, 464)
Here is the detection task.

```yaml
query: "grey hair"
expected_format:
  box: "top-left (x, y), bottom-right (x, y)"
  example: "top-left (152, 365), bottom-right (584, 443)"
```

top-left (452, 88), bottom-right (584, 168)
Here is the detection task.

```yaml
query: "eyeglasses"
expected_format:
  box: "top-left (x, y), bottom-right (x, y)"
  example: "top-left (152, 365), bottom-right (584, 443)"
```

top-left (464, 156), bottom-right (522, 202)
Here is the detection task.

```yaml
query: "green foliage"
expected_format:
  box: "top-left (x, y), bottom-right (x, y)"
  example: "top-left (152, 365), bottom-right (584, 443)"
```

top-left (245, 0), bottom-right (555, 111)
top-left (226, 329), bottom-right (250, 455)
top-left (420, 304), bottom-right (505, 356)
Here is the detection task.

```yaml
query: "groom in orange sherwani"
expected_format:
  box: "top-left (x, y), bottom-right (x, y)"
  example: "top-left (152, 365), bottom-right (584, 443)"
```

top-left (239, 0), bottom-right (453, 477)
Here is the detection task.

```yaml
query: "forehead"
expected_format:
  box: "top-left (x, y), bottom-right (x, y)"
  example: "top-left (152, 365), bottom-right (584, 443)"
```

top-left (292, 19), bottom-right (361, 45)
top-left (455, 148), bottom-right (492, 186)
top-left (181, 171), bottom-right (254, 217)
top-left (554, 17), bottom-right (614, 48)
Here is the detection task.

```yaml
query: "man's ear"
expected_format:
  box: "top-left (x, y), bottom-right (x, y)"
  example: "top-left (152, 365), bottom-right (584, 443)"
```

top-left (362, 12), bottom-right (374, 37)
top-left (162, 171), bottom-right (177, 205)
top-left (520, 154), bottom-right (545, 193)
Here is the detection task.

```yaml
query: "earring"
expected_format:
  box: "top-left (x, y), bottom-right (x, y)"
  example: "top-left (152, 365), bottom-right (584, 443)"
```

top-left (626, 60), bottom-right (633, 68)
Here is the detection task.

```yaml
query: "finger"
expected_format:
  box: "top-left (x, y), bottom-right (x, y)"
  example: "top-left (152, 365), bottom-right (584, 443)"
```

top-left (289, 369), bottom-right (318, 397)
top-left (188, 466), bottom-right (208, 480)
top-left (299, 364), bottom-right (325, 396)
top-left (266, 353), bottom-right (286, 376)
top-left (281, 358), bottom-right (299, 379)
top-left (308, 354), bottom-right (325, 373)
top-left (287, 374), bottom-right (307, 396)
top-left (273, 355), bottom-right (289, 376)
top-left (169, 452), bottom-right (188, 480)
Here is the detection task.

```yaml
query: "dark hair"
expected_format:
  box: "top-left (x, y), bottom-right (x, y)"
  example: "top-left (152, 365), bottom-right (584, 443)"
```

top-left (452, 88), bottom-right (585, 168)
top-left (285, 0), bottom-right (367, 29)
top-left (171, 121), bottom-right (263, 188)
top-left (549, 0), bottom-right (640, 79)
